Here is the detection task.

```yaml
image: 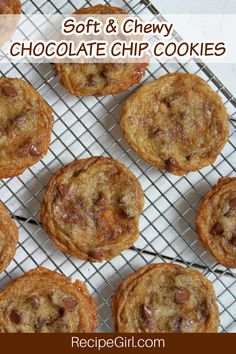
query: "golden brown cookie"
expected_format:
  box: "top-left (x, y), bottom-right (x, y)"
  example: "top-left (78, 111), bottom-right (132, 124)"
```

top-left (120, 73), bottom-right (229, 176)
top-left (196, 177), bottom-right (236, 268)
top-left (0, 201), bottom-right (18, 273)
top-left (0, 267), bottom-right (97, 332)
top-left (112, 263), bottom-right (219, 333)
top-left (55, 4), bottom-right (147, 96)
top-left (0, 78), bottom-right (53, 178)
top-left (41, 157), bottom-right (144, 262)
top-left (0, 0), bottom-right (21, 14)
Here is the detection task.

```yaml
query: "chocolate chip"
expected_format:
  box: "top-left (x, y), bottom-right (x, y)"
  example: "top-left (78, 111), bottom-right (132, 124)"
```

top-left (174, 288), bottom-right (190, 304)
top-left (141, 304), bottom-right (152, 321)
top-left (165, 157), bottom-right (178, 171)
top-left (62, 297), bottom-right (76, 312)
top-left (34, 318), bottom-right (48, 330)
top-left (118, 194), bottom-right (137, 218)
top-left (94, 192), bottom-right (106, 206)
top-left (232, 229), bottom-right (236, 238)
top-left (0, 0), bottom-right (12, 6)
top-left (150, 126), bottom-right (162, 137)
top-left (12, 112), bottom-right (26, 126)
top-left (76, 198), bottom-right (86, 209)
top-left (27, 295), bottom-right (40, 309)
top-left (198, 302), bottom-right (209, 321)
top-left (88, 249), bottom-right (103, 261)
top-left (2, 85), bottom-right (17, 97)
top-left (58, 308), bottom-right (65, 318)
top-left (28, 144), bottom-right (40, 156)
top-left (223, 208), bottom-right (232, 217)
top-left (72, 167), bottom-right (84, 178)
top-left (186, 154), bottom-right (193, 161)
top-left (57, 184), bottom-right (68, 198)
top-left (10, 310), bottom-right (22, 324)
top-left (211, 222), bottom-right (223, 235)
top-left (230, 236), bottom-right (236, 247)
top-left (172, 315), bottom-right (182, 332)
top-left (229, 198), bottom-right (236, 208)
top-left (86, 74), bottom-right (98, 87)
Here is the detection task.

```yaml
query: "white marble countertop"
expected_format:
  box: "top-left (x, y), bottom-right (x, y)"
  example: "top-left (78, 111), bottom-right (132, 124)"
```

top-left (151, 0), bottom-right (236, 98)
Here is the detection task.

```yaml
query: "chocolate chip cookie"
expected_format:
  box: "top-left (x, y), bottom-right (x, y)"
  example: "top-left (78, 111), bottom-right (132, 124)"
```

top-left (41, 157), bottom-right (144, 262)
top-left (0, 0), bottom-right (21, 14)
top-left (196, 177), bottom-right (236, 268)
top-left (120, 73), bottom-right (229, 176)
top-left (112, 263), bottom-right (219, 333)
top-left (0, 78), bottom-right (53, 178)
top-left (55, 5), bottom-right (147, 96)
top-left (0, 267), bottom-right (97, 332)
top-left (0, 201), bottom-right (18, 273)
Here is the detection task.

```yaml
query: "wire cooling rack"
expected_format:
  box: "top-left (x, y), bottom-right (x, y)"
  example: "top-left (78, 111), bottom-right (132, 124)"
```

top-left (0, 0), bottom-right (236, 333)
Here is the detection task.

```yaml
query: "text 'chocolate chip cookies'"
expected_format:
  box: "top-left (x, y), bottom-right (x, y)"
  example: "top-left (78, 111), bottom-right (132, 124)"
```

top-left (41, 157), bottom-right (144, 262)
top-left (0, 202), bottom-right (18, 273)
top-left (0, 0), bottom-right (21, 14)
top-left (196, 177), bottom-right (236, 268)
top-left (120, 73), bottom-right (229, 175)
top-left (0, 267), bottom-right (97, 333)
top-left (55, 4), bottom-right (147, 96)
top-left (112, 263), bottom-right (219, 333)
top-left (0, 78), bottom-right (53, 178)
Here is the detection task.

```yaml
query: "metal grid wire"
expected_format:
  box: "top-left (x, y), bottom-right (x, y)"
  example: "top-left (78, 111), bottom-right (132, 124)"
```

top-left (0, 0), bottom-right (236, 332)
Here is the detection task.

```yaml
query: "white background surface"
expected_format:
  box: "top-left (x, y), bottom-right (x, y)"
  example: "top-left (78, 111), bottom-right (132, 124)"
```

top-left (151, 0), bottom-right (236, 98)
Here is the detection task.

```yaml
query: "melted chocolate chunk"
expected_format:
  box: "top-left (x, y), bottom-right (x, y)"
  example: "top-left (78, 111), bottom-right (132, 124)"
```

top-left (165, 157), bottom-right (178, 171)
top-left (229, 198), bottom-right (236, 208)
top-left (211, 222), bottom-right (223, 235)
top-left (230, 236), bottom-right (236, 247)
top-left (172, 315), bottom-right (182, 332)
top-left (88, 249), bottom-right (103, 260)
top-left (150, 126), bottom-right (162, 137)
top-left (28, 144), bottom-right (40, 156)
top-left (94, 192), bottom-right (106, 206)
top-left (27, 295), bottom-right (40, 309)
top-left (174, 288), bottom-right (190, 304)
top-left (10, 310), bottom-right (22, 324)
top-left (86, 74), bottom-right (98, 87)
top-left (12, 112), bottom-right (27, 126)
top-left (57, 184), bottom-right (69, 198)
top-left (2, 85), bottom-right (17, 97)
top-left (34, 318), bottom-right (48, 330)
top-left (62, 297), bottom-right (76, 312)
top-left (1, 0), bottom-right (13, 6)
top-left (58, 308), bottom-right (65, 318)
top-left (141, 304), bottom-right (152, 321)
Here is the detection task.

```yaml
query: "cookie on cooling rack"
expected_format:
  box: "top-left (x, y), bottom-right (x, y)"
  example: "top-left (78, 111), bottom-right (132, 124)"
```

top-left (41, 157), bottom-right (144, 262)
top-left (196, 177), bottom-right (236, 268)
top-left (0, 0), bottom-right (21, 14)
top-left (120, 73), bottom-right (229, 176)
top-left (0, 78), bottom-right (53, 178)
top-left (0, 267), bottom-right (97, 332)
top-left (55, 4), bottom-right (147, 96)
top-left (112, 263), bottom-right (219, 333)
top-left (0, 201), bottom-right (18, 273)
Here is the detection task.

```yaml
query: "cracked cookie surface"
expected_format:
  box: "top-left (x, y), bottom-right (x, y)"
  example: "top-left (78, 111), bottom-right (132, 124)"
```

top-left (55, 5), bottom-right (147, 96)
top-left (0, 78), bottom-right (53, 178)
top-left (41, 157), bottom-right (144, 262)
top-left (196, 177), bottom-right (236, 268)
top-left (120, 73), bottom-right (228, 175)
top-left (0, 201), bottom-right (18, 273)
top-left (0, 0), bottom-right (21, 14)
top-left (112, 263), bottom-right (219, 333)
top-left (0, 267), bottom-right (97, 332)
